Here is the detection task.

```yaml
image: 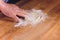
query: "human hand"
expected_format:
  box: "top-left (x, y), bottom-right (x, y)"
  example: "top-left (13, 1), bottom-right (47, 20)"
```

top-left (0, 3), bottom-right (28, 22)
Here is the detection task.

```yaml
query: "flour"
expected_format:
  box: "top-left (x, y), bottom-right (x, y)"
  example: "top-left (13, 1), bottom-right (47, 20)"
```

top-left (14, 9), bottom-right (47, 27)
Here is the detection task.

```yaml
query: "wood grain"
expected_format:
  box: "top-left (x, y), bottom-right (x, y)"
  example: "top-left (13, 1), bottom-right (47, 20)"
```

top-left (0, 0), bottom-right (60, 40)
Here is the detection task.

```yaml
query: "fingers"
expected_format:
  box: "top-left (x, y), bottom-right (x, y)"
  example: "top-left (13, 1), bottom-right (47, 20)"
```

top-left (14, 19), bottom-right (24, 27)
top-left (16, 10), bottom-right (30, 18)
top-left (12, 15), bottom-right (20, 22)
top-left (10, 4), bottom-right (29, 15)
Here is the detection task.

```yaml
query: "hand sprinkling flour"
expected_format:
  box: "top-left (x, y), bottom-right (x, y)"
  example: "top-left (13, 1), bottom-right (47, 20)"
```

top-left (14, 9), bottom-right (48, 27)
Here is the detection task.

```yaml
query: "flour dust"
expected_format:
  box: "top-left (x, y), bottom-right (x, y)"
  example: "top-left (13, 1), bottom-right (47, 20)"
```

top-left (14, 9), bottom-right (48, 27)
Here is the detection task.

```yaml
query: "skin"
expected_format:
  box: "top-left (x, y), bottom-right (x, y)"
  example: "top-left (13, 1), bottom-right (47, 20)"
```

top-left (0, 0), bottom-right (29, 22)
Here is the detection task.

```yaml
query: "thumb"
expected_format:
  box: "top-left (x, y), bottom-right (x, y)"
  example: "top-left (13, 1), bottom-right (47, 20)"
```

top-left (12, 15), bottom-right (20, 22)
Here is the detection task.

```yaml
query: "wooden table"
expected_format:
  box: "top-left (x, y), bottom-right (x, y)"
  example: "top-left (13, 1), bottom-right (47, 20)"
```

top-left (0, 0), bottom-right (60, 40)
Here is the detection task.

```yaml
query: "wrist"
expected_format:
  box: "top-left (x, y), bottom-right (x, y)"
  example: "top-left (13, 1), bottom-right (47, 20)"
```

top-left (0, 0), bottom-right (7, 5)
top-left (0, 0), bottom-right (6, 7)
top-left (0, 0), bottom-right (4, 3)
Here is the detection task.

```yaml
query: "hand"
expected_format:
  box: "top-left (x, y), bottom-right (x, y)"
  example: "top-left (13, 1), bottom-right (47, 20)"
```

top-left (0, 3), bottom-right (28, 22)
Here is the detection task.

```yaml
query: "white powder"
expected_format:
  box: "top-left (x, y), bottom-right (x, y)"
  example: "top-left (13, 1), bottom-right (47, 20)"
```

top-left (14, 9), bottom-right (47, 27)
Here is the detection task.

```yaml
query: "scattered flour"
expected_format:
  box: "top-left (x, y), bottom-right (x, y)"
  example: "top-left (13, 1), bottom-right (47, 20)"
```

top-left (14, 9), bottom-right (48, 27)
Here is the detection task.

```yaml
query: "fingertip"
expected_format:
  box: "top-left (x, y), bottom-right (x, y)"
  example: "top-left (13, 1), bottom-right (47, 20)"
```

top-left (12, 16), bottom-right (20, 23)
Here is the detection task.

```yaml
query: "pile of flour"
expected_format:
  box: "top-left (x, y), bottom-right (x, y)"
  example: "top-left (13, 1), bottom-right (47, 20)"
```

top-left (14, 9), bottom-right (47, 27)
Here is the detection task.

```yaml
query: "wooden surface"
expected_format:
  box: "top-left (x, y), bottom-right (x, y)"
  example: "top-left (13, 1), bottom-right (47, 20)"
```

top-left (0, 0), bottom-right (60, 40)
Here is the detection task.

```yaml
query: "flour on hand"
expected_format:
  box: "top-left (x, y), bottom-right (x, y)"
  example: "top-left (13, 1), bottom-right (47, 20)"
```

top-left (14, 9), bottom-right (47, 27)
